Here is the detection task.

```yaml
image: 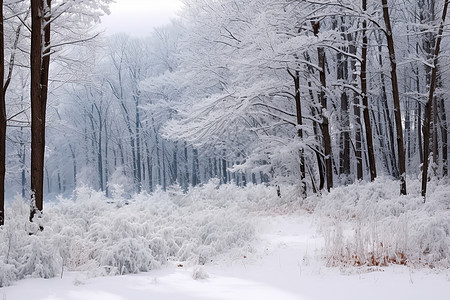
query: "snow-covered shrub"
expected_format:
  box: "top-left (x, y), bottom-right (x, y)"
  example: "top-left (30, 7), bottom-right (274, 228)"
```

top-left (192, 266), bottom-right (209, 280)
top-left (0, 261), bottom-right (16, 287)
top-left (0, 180), bottom-right (287, 286)
top-left (318, 177), bottom-right (450, 269)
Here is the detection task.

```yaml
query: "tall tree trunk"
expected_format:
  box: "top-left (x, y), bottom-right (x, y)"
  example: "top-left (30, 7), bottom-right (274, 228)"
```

top-left (162, 140), bottom-right (166, 190)
top-left (95, 106), bottom-right (103, 192)
top-left (381, 0), bottom-right (407, 195)
top-left (337, 18), bottom-right (350, 180)
top-left (422, 0), bottom-right (449, 199)
top-left (304, 51), bottom-right (325, 190)
top-left (104, 120), bottom-right (109, 197)
top-left (290, 69), bottom-right (307, 197)
top-left (156, 131), bottom-right (161, 187)
top-left (30, 0), bottom-right (51, 227)
top-left (440, 94), bottom-right (448, 176)
top-left (192, 148), bottom-right (199, 186)
top-left (0, 0), bottom-right (5, 226)
top-left (222, 157), bottom-right (227, 184)
top-left (173, 142), bottom-right (178, 185)
top-left (416, 66), bottom-right (424, 165)
top-left (145, 140), bottom-right (153, 192)
top-left (313, 21), bottom-right (333, 192)
top-left (69, 145), bottom-right (77, 188)
top-left (183, 142), bottom-right (189, 191)
top-left (361, 0), bottom-right (377, 181)
top-left (378, 42), bottom-right (398, 177)
top-left (134, 95), bottom-right (142, 193)
top-left (347, 32), bottom-right (363, 180)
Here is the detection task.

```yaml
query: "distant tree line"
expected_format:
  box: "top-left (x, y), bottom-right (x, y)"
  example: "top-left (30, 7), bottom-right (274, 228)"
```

top-left (1, 0), bottom-right (450, 227)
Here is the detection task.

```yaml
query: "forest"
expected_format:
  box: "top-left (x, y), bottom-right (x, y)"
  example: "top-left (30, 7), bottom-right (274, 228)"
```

top-left (0, 0), bottom-right (450, 298)
top-left (0, 0), bottom-right (447, 203)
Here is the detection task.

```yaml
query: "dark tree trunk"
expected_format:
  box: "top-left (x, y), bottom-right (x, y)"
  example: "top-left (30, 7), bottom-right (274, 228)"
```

top-left (361, 0), bottom-right (377, 181)
top-left (69, 145), bottom-right (77, 188)
top-left (183, 142), bottom-right (189, 191)
top-left (172, 142), bottom-right (178, 184)
top-left (378, 42), bottom-right (398, 177)
top-left (162, 141), bottom-right (167, 190)
top-left (441, 96), bottom-right (448, 176)
top-left (381, 0), bottom-right (407, 195)
top-left (348, 33), bottom-right (363, 180)
top-left (192, 148), bottom-right (199, 186)
top-left (135, 95), bottom-right (142, 193)
top-left (95, 107), bottom-right (103, 192)
top-left (222, 157), bottom-right (227, 184)
top-left (304, 51), bottom-right (325, 191)
top-left (156, 131), bottom-right (161, 187)
top-left (337, 18), bottom-right (350, 180)
top-left (422, 0), bottom-right (449, 199)
top-left (213, 157), bottom-right (218, 178)
top-left (104, 120), bottom-right (109, 197)
top-left (0, 0), bottom-right (5, 226)
top-left (337, 50), bottom-right (350, 178)
top-left (21, 141), bottom-right (26, 198)
top-left (30, 0), bottom-right (51, 227)
top-left (313, 21), bottom-right (333, 192)
top-left (290, 69), bottom-right (307, 197)
top-left (439, 69), bottom-right (448, 176)
top-left (145, 140), bottom-right (153, 192)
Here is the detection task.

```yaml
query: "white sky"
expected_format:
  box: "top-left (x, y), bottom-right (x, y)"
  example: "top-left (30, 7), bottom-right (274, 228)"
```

top-left (100, 0), bottom-right (183, 36)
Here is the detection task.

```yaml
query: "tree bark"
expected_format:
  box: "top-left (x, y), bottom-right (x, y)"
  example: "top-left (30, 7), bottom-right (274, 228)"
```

top-left (0, 0), bottom-right (5, 226)
top-left (361, 0), bottom-right (377, 181)
top-left (422, 0), bottom-right (449, 199)
top-left (304, 51), bottom-right (325, 190)
top-left (440, 95), bottom-right (448, 176)
top-left (30, 0), bottom-right (51, 227)
top-left (291, 69), bottom-right (307, 197)
top-left (381, 0), bottom-right (407, 195)
top-left (134, 94), bottom-right (142, 192)
top-left (192, 148), bottom-right (199, 186)
top-left (337, 18), bottom-right (350, 180)
top-left (313, 21), bottom-right (333, 192)
top-left (347, 32), bottom-right (363, 181)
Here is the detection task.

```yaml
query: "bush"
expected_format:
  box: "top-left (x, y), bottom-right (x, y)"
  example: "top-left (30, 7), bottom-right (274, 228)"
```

top-left (0, 181), bottom-right (285, 286)
top-left (317, 177), bottom-right (450, 269)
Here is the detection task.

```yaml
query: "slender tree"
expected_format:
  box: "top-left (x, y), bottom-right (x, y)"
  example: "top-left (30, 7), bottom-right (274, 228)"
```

top-left (30, 0), bottom-right (51, 227)
top-left (381, 0), bottom-right (407, 195)
top-left (0, 0), bottom-right (5, 227)
top-left (421, 0), bottom-right (449, 199)
top-left (289, 68), bottom-right (307, 197)
top-left (361, 0), bottom-right (377, 181)
top-left (313, 21), bottom-right (333, 192)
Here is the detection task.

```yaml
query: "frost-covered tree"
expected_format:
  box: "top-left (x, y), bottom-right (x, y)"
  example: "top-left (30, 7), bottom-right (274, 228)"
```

top-left (28, 0), bottom-right (112, 227)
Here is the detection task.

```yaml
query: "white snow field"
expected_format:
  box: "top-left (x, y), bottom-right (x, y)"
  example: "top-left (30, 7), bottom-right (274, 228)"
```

top-left (1, 178), bottom-right (450, 299)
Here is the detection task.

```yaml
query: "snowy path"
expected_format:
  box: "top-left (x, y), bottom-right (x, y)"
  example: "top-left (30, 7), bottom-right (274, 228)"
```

top-left (2, 213), bottom-right (449, 300)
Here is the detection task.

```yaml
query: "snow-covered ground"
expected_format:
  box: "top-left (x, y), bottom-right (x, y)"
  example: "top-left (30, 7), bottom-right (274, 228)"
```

top-left (2, 213), bottom-right (449, 300)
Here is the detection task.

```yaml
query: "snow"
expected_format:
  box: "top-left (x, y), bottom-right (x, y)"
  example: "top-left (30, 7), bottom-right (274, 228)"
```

top-left (2, 213), bottom-right (450, 300)
top-left (1, 179), bottom-right (450, 299)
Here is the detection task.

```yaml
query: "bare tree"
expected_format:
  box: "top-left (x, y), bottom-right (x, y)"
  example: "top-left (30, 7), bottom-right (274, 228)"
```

top-left (313, 21), bottom-right (333, 192)
top-left (0, 0), bottom-right (5, 227)
top-left (29, 0), bottom-right (51, 227)
top-left (361, 0), bottom-right (377, 181)
top-left (381, 0), bottom-right (407, 195)
top-left (421, 0), bottom-right (449, 199)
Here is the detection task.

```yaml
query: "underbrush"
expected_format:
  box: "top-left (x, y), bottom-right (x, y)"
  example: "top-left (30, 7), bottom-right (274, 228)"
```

top-left (2, 177), bottom-right (448, 286)
top-left (0, 180), bottom-right (289, 287)
top-left (315, 177), bottom-right (450, 269)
